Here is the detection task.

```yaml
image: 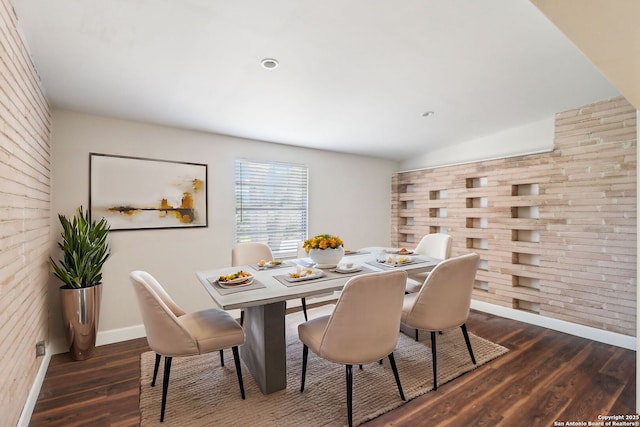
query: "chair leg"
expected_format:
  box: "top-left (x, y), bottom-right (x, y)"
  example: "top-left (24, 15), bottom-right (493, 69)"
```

top-left (301, 297), bottom-right (308, 321)
top-left (346, 364), bottom-right (353, 427)
top-left (415, 328), bottom-right (419, 341)
top-left (240, 310), bottom-right (244, 326)
top-left (231, 346), bottom-right (246, 399)
top-left (388, 352), bottom-right (405, 401)
top-left (152, 353), bottom-right (161, 386)
top-left (430, 331), bottom-right (438, 390)
top-left (160, 356), bottom-right (172, 422)
top-left (300, 344), bottom-right (309, 392)
top-left (460, 324), bottom-right (477, 365)
top-left (219, 349), bottom-right (224, 367)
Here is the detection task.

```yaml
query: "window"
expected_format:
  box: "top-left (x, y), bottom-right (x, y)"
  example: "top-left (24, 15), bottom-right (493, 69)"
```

top-left (235, 159), bottom-right (308, 258)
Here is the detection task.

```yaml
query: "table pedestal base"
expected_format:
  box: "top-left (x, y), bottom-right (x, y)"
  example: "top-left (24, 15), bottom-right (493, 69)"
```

top-left (241, 302), bottom-right (287, 394)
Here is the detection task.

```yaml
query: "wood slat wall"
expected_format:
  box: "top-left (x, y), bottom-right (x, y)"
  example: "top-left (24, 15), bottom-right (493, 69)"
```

top-left (0, 0), bottom-right (52, 424)
top-left (392, 97), bottom-right (636, 337)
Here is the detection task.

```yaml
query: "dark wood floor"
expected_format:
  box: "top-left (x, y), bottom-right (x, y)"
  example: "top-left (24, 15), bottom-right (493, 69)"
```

top-left (30, 306), bottom-right (637, 426)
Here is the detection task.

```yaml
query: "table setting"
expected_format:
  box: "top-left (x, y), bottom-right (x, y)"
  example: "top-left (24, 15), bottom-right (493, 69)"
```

top-left (274, 262), bottom-right (377, 287)
top-left (206, 270), bottom-right (267, 295)
top-left (366, 249), bottom-right (439, 270)
top-left (249, 259), bottom-right (295, 271)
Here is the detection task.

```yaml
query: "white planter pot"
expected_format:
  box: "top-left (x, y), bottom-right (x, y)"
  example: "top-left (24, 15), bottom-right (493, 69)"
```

top-left (308, 247), bottom-right (345, 267)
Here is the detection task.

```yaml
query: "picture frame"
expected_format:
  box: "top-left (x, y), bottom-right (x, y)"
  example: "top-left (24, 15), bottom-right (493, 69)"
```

top-left (89, 153), bottom-right (208, 231)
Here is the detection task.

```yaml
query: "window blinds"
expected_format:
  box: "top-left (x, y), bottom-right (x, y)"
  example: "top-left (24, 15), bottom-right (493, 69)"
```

top-left (235, 159), bottom-right (308, 259)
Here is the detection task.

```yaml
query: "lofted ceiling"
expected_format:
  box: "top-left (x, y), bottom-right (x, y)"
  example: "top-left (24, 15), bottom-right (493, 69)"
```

top-left (532, 0), bottom-right (639, 110)
top-left (11, 0), bottom-right (619, 161)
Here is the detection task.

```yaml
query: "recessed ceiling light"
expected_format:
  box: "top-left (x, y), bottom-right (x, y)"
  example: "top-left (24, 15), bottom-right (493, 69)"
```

top-left (422, 111), bottom-right (435, 117)
top-left (261, 58), bottom-right (279, 70)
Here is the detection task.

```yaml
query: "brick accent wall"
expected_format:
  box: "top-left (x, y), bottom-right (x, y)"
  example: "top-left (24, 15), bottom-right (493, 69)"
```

top-left (392, 97), bottom-right (636, 336)
top-left (0, 0), bottom-right (51, 423)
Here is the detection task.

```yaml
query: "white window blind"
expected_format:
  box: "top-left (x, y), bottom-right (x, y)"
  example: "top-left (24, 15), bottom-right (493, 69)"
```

top-left (235, 159), bottom-right (308, 259)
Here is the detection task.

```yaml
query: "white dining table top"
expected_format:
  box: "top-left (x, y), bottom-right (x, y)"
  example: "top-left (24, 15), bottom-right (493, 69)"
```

top-left (195, 247), bottom-right (439, 310)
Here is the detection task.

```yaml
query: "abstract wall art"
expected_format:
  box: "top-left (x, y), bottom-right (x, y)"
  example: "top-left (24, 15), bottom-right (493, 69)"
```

top-left (89, 153), bottom-right (208, 230)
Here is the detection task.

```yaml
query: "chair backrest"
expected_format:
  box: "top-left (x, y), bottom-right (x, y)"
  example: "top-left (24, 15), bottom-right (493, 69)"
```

top-left (231, 242), bottom-right (274, 266)
top-left (130, 271), bottom-right (199, 356)
top-left (404, 253), bottom-right (480, 331)
top-left (318, 270), bottom-right (407, 365)
top-left (414, 233), bottom-right (452, 260)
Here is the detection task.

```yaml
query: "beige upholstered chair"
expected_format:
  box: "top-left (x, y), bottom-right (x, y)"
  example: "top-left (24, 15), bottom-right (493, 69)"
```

top-left (405, 233), bottom-right (453, 293)
top-left (401, 252), bottom-right (480, 390)
top-left (231, 242), bottom-right (274, 266)
top-left (130, 271), bottom-right (245, 422)
top-left (298, 270), bottom-right (408, 427)
top-left (232, 242), bottom-right (309, 321)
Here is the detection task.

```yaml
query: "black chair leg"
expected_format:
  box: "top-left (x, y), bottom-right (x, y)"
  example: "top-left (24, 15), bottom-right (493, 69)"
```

top-left (415, 328), bottom-right (419, 341)
top-left (160, 356), bottom-right (172, 422)
top-left (231, 346), bottom-right (245, 399)
top-left (152, 353), bottom-right (161, 386)
top-left (346, 364), bottom-right (353, 427)
top-left (388, 352), bottom-right (405, 401)
top-left (460, 324), bottom-right (477, 365)
top-left (219, 349), bottom-right (224, 367)
top-left (301, 297), bottom-right (308, 321)
top-left (240, 310), bottom-right (244, 326)
top-left (300, 344), bottom-right (309, 392)
top-left (430, 331), bottom-right (438, 390)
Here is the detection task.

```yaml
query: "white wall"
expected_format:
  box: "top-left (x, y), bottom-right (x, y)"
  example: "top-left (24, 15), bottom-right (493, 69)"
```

top-left (400, 117), bottom-right (554, 171)
top-left (49, 109), bottom-right (399, 350)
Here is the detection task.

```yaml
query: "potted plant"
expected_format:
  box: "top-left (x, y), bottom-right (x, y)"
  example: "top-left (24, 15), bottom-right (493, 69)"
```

top-left (50, 206), bottom-right (110, 360)
top-left (303, 234), bottom-right (345, 267)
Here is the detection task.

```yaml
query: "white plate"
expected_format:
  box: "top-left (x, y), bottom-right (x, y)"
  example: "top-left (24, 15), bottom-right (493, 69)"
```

top-left (217, 273), bottom-right (254, 285)
top-left (335, 265), bottom-right (362, 273)
top-left (286, 269), bottom-right (324, 282)
top-left (218, 276), bottom-right (254, 288)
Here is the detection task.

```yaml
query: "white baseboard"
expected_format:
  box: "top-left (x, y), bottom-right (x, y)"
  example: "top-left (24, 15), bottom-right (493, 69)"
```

top-left (471, 300), bottom-right (637, 350)
top-left (96, 324), bottom-right (147, 347)
top-left (17, 353), bottom-right (51, 427)
top-left (48, 325), bottom-right (147, 355)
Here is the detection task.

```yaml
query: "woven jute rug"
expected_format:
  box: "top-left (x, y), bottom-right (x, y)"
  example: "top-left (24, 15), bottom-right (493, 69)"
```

top-left (139, 306), bottom-right (508, 426)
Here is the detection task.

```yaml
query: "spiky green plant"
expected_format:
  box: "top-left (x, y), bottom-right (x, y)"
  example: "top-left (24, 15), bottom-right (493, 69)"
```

top-left (50, 206), bottom-right (111, 289)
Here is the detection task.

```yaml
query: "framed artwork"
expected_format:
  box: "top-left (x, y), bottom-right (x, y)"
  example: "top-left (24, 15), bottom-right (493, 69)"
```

top-left (89, 153), bottom-right (208, 231)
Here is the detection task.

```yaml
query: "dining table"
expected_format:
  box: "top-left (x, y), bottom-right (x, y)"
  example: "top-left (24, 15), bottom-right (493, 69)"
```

top-left (195, 247), bottom-right (441, 394)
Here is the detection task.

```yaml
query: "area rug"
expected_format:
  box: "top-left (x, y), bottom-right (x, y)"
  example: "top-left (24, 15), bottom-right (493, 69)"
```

top-left (139, 306), bottom-right (508, 426)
